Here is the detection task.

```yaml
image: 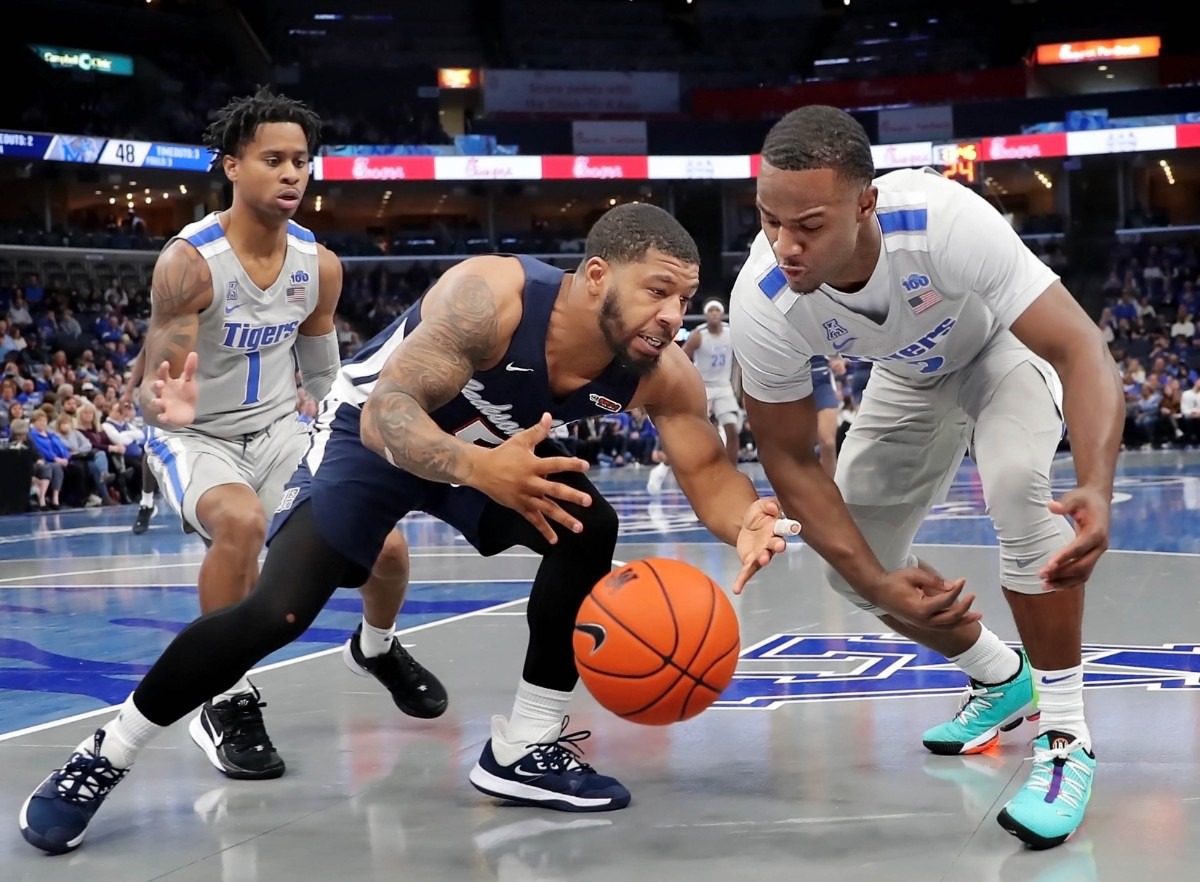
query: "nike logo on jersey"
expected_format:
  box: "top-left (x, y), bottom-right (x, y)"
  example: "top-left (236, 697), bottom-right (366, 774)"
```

top-left (831, 336), bottom-right (857, 351)
top-left (224, 303), bottom-right (244, 315)
top-left (505, 363), bottom-right (534, 372)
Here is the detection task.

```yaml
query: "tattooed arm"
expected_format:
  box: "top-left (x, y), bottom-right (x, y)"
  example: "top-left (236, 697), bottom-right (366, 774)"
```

top-left (139, 240), bottom-right (213, 428)
top-left (360, 256), bottom-right (520, 483)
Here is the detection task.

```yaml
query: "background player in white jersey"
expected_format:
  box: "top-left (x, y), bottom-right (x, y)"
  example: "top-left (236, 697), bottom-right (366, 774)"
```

top-left (119, 349), bottom-right (159, 534)
top-left (683, 299), bottom-right (740, 465)
top-left (141, 88), bottom-right (439, 782)
top-left (809, 355), bottom-right (842, 477)
top-left (731, 106), bottom-right (1123, 850)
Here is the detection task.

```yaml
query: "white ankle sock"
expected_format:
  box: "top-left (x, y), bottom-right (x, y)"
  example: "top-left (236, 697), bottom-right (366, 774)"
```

top-left (359, 618), bottom-right (395, 658)
top-left (140, 491), bottom-right (155, 508)
top-left (949, 626), bottom-right (1021, 685)
top-left (93, 695), bottom-right (164, 768)
top-left (217, 677), bottom-right (253, 701)
top-left (1031, 665), bottom-right (1091, 749)
top-left (493, 680), bottom-right (572, 764)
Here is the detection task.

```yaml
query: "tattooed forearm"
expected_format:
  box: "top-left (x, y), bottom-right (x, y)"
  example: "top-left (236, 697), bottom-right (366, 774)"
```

top-left (360, 274), bottom-right (500, 483)
top-left (140, 243), bottom-right (210, 425)
top-left (361, 379), bottom-right (479, 484)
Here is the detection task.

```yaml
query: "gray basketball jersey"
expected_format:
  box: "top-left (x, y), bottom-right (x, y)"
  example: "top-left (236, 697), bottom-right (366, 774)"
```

top-left (170, 213), bottom-right (320, 437)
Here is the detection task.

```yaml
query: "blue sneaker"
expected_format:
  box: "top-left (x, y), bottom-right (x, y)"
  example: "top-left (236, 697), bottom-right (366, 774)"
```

top-left (923, 650), bottom-right (1038, 755)
top-left (19, 729), bottom-right (130, 854)
top-left (998, 731), bottom-right (1096, 850)
top-left (469, 716), bottom-right (631, 812)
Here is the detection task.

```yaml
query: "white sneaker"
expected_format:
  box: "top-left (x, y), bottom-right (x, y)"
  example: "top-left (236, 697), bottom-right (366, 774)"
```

top-left (646, 463), bottom-right (671, 494)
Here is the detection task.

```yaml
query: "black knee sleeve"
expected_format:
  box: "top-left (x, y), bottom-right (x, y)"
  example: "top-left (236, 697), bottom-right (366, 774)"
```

top-left (478, 470), bottom-right (620, 693)
top-left (133, 500), bottom-right (365, 726)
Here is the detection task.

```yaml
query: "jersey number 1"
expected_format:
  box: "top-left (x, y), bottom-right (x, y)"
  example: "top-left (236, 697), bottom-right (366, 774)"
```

top-left (242, 352), bottom-right (262, 406)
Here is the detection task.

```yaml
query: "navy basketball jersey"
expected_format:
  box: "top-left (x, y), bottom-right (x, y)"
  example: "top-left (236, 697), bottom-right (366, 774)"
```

top-left (329, 255), bottom-right (643, 443)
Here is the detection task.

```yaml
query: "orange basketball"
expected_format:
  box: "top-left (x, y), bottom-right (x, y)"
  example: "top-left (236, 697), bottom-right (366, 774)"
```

top-left (573, 558), bottom-right (741, 725)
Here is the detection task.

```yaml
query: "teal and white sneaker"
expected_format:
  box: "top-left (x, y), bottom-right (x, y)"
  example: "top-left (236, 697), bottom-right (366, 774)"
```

top-left (922, 650), bottom-right (1038, 755)
top-left (998, 731), bottom-right (1096, 850)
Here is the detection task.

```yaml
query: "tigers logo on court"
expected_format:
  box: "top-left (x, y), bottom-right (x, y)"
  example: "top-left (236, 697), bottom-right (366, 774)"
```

top-left (713, 633), bottom-right (1200, 710)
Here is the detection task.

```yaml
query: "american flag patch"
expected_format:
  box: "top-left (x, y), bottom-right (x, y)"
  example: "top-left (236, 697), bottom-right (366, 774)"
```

top-left (286, 286), bottom-right (306, 303)
top-left (907, 290), bottom-right (942, 314)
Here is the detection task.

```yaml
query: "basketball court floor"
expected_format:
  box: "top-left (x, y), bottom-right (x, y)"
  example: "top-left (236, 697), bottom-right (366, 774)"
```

top-left (2, 452), bottom-right (1199, 881)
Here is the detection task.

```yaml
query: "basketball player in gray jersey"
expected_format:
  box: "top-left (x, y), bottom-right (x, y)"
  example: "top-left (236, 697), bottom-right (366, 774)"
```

top-left (140, 88), bottom-right (445, 782)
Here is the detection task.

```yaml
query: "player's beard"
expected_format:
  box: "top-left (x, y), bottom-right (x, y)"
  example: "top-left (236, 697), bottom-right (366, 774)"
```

top-left (599, 287), bottom-right (661, 378)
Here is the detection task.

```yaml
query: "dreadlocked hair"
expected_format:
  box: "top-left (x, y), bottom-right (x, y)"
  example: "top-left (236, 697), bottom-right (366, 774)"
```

top-left (202, 85), bottom-right (322, 162)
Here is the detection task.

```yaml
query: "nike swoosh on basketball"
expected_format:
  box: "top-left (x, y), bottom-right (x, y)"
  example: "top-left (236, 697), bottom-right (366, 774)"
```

top-left (506, 363), bottom-right (533, 372)
top-left (1041, 674), bottom-right (1073, 685)
top-left (831, 337), bottom-right (857, 351)
top-left (574, 623), bottom-right (607, 653)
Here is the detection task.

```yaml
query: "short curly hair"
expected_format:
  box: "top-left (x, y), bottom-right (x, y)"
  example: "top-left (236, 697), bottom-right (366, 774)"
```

top-left (202, 85), bottom-right (322, 162)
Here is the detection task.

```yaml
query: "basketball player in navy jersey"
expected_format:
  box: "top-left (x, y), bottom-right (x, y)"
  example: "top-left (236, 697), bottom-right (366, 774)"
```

top-left (21, 203), bottom-right (799, 854)
top-left (71, 88), bottom-right (440, 787)
top-left (731, 106), bottom-right (1122, 848)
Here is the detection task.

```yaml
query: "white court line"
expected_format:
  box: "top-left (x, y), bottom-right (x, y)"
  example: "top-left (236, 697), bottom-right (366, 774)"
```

top-left (0, 578), bottom-right (537, 591)
top-left (0, 550), bottom-right (543, 585)
top-left (0, 596), bottom-right (527, 742)
top-left (0, 559), bottom-right (624, 741)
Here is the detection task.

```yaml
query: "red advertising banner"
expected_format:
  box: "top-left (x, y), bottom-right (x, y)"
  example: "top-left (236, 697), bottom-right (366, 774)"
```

top-left (541, 155), bottom-right (651, 179)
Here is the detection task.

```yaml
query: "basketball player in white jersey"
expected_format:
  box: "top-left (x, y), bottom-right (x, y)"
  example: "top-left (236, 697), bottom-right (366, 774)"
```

top-left (730, 106), bottom-right (1122, 849)
top-left (683, 299), bottom-right (740, 464)
top-left (140, 88), bottom-right (442, 782)
top-left (120, 348), bottom-right (159, 534)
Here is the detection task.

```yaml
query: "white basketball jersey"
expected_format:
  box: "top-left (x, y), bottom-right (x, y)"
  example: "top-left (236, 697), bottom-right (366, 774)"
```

top-left (171, 213), bottom-right (321, 436)
top-left (731, 168), bottom-right (1060, 403)
top-left (692, 322), bottom-right (734, 387)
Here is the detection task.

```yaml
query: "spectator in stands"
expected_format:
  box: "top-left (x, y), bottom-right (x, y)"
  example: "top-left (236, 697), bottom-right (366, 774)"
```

top-left (1170, 307), bottom-right (1195, 341)
top-left (102, 400), bottom-right (143, 480)
top-left (58, 308), bottom-right (82, 340)
top-left (27, 410), bottom-right (68, 510)
top-left (1160, 376), bottom-right (1184, 446)
top-left (17, 380), bottom-right (42, 408)
top-left (23, 275), bottom-right (44, 307)
top-left (1133, 380), bottom-right (1164, 448)
top-left (1114, 288), bottom-right (1139, 324)
top-left (624, 408), bottom-right (658, 465)
top-left (1181, 377), bottom-right (1200, 445)
top-left (8, 294), bottom-right (33, 329)
top-left (77, 401), bottom-right (133, 503)
top-left (55, 411), bottom-right (111, 507)
top-left (7, 401), bottom-right (25, 430)
top-left (559, 418), bottom-right (600, 464)
top-left (597, 414), bottom-right (630, 466)
top-left (0, 321), bottom-right (17, 359)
